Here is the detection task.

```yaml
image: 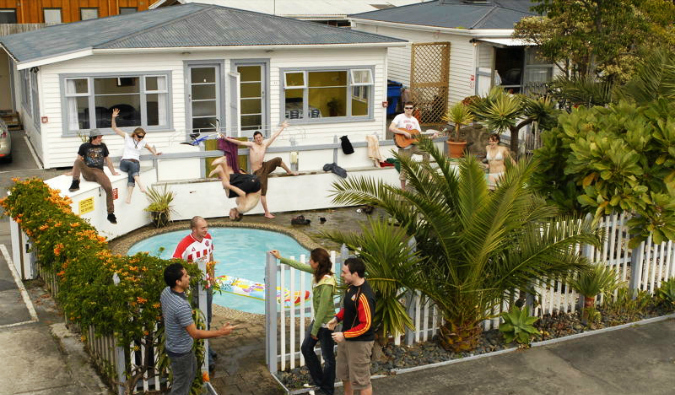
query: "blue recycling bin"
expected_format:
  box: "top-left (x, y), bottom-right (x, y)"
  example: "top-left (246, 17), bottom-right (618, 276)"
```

top-left (387, 80), bottom-right (402, 115)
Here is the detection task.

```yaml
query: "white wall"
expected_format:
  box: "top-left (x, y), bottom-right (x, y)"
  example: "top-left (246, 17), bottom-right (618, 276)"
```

top-left (45, 165), bottom-right (401, 240)
top-left (34, 46), bottom-right (390, 169)
top-left (353, 23), bottom-right (479, 107)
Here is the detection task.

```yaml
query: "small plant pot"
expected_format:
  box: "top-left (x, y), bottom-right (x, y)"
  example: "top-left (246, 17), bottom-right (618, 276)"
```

top-left (150, 211), bottom-right (170, 228)
top-left (447, 140), bottom-right (467, 158)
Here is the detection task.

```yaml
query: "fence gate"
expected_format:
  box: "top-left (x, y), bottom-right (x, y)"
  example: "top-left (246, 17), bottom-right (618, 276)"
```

top-left (410, 42), bottom-right (450, 128)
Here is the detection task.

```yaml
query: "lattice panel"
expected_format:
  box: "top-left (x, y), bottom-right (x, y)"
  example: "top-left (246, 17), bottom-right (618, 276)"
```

top-left (410, 42), bottom-right (451, 127)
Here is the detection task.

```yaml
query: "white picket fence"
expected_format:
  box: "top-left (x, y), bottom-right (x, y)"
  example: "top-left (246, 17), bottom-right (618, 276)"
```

top-left (265, 213), bottom-right (675, 374)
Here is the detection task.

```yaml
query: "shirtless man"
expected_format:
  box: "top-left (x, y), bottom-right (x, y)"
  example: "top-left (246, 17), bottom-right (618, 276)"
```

top-left (221, 122), bottom-right (297, 218)
top-left (209, 155), bottom-right (262, 221)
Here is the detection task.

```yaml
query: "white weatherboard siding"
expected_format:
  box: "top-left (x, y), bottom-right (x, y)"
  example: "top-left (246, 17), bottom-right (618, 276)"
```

top-left (353, 23), bottom-right (477, 107)
top-left (35, 47), bottom-right (389, 168)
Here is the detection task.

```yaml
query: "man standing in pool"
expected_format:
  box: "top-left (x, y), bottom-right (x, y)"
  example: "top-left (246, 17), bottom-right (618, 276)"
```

top-left (173, 216), bottom-right (218, 370)
top-left (209, 155), bottom-right (262, 221)
top-left (220, 121), bottom-right (297, 219)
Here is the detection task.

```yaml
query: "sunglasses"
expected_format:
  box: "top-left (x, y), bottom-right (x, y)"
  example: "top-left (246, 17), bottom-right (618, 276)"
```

top-left (404, 107), bottom-right (414, 110)
top-left (136, 134), bottom-right (146, 139)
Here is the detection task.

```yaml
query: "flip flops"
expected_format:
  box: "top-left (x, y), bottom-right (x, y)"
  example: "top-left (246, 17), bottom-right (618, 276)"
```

top-left (291, 215), bottom-right (311, 225)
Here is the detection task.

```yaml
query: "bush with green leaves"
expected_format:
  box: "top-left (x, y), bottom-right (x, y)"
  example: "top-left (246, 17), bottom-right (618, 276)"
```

top-left (499, 306), bottom-right (539, 345)
top-left (531, 99), bottom-right (675, 248)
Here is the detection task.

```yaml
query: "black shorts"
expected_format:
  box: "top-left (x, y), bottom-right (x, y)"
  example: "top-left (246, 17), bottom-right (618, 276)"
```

top-left (228, 173), bottom-right (261, 198)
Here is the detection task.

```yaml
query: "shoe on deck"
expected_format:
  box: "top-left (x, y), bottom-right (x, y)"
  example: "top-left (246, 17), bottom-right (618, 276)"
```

top-left (68, 179), bottom-right (80, 192)
top-left (107, 213), bottom-right (117, 224)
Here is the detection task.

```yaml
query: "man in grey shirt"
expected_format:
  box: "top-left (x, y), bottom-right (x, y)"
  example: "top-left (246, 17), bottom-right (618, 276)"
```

top-left (161, 263), bottom-right (235, 394)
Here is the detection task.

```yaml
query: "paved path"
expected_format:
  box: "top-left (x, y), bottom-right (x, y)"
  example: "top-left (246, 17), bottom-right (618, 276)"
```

top-left (334, 318), bottom-right (675, 395)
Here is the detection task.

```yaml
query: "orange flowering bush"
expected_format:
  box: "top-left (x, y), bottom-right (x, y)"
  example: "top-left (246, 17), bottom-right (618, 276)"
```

top-left (1, 178), bottom-right (206, 391)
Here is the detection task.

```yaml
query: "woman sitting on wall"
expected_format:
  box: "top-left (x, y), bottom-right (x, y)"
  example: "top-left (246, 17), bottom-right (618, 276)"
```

top-left (485, 133), bottom-right (515, 189)
top-left (111, 108), bottom-right (162, 203)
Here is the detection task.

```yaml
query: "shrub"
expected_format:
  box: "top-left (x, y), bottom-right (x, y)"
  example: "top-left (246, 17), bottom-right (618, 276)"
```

top-left (499, 306), bottom-right (539, 345)
top-left (0, 178), bottom-right (205, 391)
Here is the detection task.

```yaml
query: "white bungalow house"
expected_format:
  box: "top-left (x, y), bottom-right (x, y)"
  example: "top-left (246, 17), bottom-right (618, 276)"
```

top-left (0, 3), bottom-right (406, 169)
top-left (350, 0), bottom-right (556, 126)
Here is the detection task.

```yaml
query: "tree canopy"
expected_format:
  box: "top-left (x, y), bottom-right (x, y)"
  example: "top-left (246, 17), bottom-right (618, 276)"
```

top-left (514, 0), bottom-right (675, 82)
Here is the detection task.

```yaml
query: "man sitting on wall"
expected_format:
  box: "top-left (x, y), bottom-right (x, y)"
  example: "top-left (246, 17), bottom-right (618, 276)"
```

top-left (68, 129), bottom-right (119, 224)
top-left (208, 155), bottom-right (262, 221)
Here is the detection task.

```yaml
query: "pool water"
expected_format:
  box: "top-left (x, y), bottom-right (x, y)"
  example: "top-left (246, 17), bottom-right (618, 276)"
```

top-left (127, 227), bottom-right (311, 314)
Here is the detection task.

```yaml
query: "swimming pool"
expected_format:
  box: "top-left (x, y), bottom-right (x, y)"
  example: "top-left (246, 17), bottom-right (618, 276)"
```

top-left (127, 227), bottom-right (311, 314)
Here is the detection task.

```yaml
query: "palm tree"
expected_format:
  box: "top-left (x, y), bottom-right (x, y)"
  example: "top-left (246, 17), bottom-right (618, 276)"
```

top-left (616, 49), bottom-right (675, 104)
top-left (327, 138), bottom-right (600, 351)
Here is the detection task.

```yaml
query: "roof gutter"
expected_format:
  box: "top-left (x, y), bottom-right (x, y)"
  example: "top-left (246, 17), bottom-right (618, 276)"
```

top-left (349, 17), bottom-right (514, 38)
top-left (0, 43), bottom-right (18, 63)
top-left (16, 48), bottom-right (94, 70)
top-left (15, 42), bottom-right (407, 69)
top-left (93, 42), bottom-right (408, 54)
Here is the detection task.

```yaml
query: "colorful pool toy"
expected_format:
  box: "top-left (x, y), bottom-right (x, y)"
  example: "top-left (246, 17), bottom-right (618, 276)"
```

top-left (216, 275), bottom-right (310, 307)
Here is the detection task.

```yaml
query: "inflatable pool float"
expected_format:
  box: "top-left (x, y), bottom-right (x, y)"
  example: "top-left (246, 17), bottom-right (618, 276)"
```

top-left (216, 275), bottom-right (310, 307)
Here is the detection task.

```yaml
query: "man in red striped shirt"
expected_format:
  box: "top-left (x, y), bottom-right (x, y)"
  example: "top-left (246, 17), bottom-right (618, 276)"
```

top-left (173, 216), bottom-right (217, 370)
top-left (328, 258), bottom-right (376, 395)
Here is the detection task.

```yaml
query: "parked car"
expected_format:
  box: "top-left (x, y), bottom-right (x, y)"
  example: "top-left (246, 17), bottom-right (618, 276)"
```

top-left (0, 119), bottom-right (11, 163)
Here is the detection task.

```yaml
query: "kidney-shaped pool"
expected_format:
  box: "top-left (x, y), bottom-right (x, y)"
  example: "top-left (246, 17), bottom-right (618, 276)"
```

top-left (127, 227), bottom-right (311, 314)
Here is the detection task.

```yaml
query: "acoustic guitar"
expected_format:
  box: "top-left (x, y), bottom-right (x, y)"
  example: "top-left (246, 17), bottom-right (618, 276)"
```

top-left (394, 128), bottom-right (421, 148)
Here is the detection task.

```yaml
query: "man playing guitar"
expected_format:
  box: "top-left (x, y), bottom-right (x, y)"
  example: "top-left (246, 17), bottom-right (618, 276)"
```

top-left (389, 101), bottom-right (430, 190)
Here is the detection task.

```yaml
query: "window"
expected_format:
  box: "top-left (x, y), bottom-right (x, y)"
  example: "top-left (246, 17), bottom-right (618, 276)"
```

top-left (20, 70), bottom-right (31, 116)
top-left (80, 8), bottom-right (99, 20)
top-left (282, 68), bottom-right (373, 122)
top-left (119, 7), bottom-right (137, 15)
top-left (62, 73), bottom-right (170, 133)
top-left (43, 8), bottom-right (62, 24)
top-left (31, 71), bottom-right (40, 131)
top-left (0, 9), bottom-right (17, 23)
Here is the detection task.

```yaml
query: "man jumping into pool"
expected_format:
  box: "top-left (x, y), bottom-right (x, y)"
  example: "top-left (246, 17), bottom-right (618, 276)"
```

top-left (209, 155), bottom-right (262, 221)
top-left (220, 121), bottom-right (297, 219)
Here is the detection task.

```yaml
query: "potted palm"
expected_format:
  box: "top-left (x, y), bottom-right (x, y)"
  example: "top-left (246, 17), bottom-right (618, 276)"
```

top-left (442, 101), bottom-right (474, 158)
top-left (144, 185), bottom-right (176, 228)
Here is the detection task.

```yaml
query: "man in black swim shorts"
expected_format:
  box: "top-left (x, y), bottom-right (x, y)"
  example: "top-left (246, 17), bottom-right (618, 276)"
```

top-left (209, 155), bottom-right (262, 221)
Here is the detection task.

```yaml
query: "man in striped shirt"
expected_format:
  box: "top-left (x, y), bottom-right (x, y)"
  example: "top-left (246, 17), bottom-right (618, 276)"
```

top-left (161, 263), bottom-right (235, 395)
top-left (327, 258), bottom-right (376, 395)
top-left (172, 216), bottom-right (217, 368)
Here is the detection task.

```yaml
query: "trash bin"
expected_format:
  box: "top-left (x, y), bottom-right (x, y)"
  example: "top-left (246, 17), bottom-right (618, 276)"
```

top-left (387, 80), bottom-right (403, 115)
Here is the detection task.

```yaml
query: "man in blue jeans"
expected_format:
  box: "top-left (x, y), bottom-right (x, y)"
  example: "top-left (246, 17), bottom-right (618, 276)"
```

top-left (161, 263), bottom-right (236, 394)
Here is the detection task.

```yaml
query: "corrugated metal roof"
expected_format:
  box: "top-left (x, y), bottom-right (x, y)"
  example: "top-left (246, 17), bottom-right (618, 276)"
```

top-left (150, 0), bottom-right (433, 18)
top-left (0, 3), bottom-right (405, 64)
top-left (350, 0), bottom-right (536, 30)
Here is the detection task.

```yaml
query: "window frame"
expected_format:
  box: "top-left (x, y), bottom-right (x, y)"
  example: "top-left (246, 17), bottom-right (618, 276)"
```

top-left (43, 8), bottom-right (62, 24)
top-left (20, 69), bottom-right (30, 115)
top-left (0, 9), bottom-right (17, 24)
top-left (119, 7), bottom-right (137, 15)
top-left (31, 70), bottom-right (40, 132)
top-left (59, 72), bottom-right (173, 136)
top-left (280, 66), bottom-right (375, 124)
top-left (80, 7), bottom-right (99, 20)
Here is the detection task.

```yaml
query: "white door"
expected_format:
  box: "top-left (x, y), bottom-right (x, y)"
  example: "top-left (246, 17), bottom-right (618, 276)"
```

top-left (188, 64), bottom-right (221, 134)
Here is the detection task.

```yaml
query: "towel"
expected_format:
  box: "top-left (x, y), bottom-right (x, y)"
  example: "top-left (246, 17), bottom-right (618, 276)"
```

top-left (366, 135), bottom-right (383, 162)
top-left (217, 137), bottom-right (242, 174)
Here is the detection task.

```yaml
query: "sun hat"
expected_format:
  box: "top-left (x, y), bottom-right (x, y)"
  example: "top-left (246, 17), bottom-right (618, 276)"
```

top-left (89, 129), bottom-right (103, 138)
